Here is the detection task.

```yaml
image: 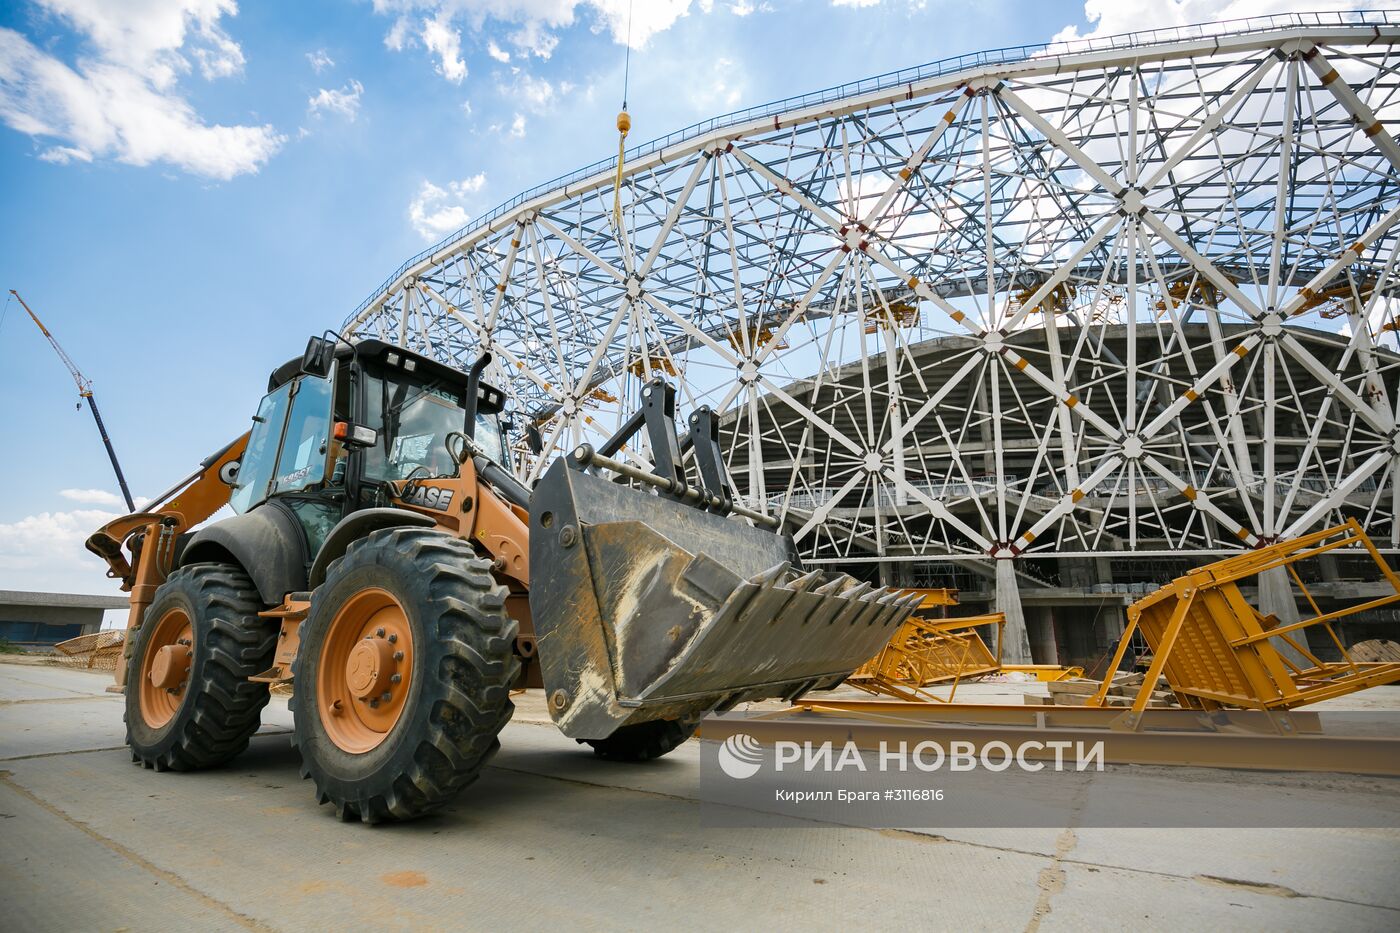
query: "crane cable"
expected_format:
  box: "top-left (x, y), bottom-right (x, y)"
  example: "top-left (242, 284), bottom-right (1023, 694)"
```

top-left (612, 0), bottom-right (634, 230)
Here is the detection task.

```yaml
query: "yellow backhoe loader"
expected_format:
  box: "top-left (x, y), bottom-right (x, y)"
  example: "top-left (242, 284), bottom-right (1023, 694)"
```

top-left (88, 336), bottom-right (918, 822)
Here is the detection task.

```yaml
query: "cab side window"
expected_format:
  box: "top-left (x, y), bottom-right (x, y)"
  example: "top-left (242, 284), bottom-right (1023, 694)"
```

top-left (273, 374), bottom-right (333, 495)
top-left (230, 383), bottom-right (292, 514)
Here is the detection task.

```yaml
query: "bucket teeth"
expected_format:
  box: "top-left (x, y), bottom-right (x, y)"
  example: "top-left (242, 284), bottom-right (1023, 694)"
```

top-left (842, 580), bottom-right (872, 604)
top-left (787, 568), bottom-right (825, 594)
top-left (747, 561), bottom-right (791, 589)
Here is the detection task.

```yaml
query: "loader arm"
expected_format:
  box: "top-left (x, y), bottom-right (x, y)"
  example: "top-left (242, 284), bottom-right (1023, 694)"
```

top-left (85, 433), bottom-right (249, 686)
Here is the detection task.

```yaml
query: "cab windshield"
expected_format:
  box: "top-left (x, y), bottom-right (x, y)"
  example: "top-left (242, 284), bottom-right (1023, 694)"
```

top-left (362, 372), bottom-right (506, 481)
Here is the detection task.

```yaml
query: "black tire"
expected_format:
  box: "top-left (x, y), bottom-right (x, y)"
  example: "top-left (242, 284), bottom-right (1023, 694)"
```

top-left (583, 718), bottom-right (697, 761)
top-left (125, 563), bottom-right (277, 771)
top-left (292, 528), bottom-right (519, 824)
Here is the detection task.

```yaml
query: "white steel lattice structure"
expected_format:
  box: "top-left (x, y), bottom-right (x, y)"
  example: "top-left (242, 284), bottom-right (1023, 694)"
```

top-left (345, 11), bottom-right (1400, 577)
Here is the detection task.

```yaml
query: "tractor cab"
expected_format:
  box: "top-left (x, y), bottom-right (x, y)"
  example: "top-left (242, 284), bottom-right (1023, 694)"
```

top-left (228, 337), bottom-right (508, 552)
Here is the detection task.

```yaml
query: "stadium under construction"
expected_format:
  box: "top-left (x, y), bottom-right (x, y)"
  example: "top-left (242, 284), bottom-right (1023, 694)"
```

top-left (343, 11), bottom-right (1400, 668)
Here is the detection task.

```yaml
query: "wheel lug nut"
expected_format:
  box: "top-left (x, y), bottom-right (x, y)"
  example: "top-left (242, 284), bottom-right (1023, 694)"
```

top-left (387, 633), bottom-right (397, 643)
top-left (381, 691), bottom-right (392, 701)
top-left (390, 674), bottom-right (401, 684)
top-left (375, 628), bottom-right (386, 638)
top-left (393, 651), bottom-right (404, 662)
top-left (369, 699), bottom-right (379, 708)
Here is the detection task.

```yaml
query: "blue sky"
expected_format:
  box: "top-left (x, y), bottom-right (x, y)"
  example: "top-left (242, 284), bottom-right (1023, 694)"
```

top-left (0, 0), bottom-right (1352, 597)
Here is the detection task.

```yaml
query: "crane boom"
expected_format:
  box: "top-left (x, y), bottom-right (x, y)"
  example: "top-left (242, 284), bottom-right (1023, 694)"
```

top-left (10, 289), bottom-right (136, 512)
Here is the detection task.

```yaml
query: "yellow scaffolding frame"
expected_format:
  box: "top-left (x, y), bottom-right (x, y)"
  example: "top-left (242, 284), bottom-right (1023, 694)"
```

top-left (847, 612), bottom-right (1005, 703)
top-left (1091, 519), bottom-right (1400, 715)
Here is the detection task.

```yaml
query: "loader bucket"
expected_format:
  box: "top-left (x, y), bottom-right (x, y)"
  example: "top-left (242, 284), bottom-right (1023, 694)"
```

top-left (528, 456), bottom-right (921, 740)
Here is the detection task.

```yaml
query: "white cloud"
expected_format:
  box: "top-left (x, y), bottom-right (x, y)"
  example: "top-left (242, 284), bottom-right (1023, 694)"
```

top-left (409, 172), bottom-right (487, 240)
top-left (511, 72), bottom-right (557, 111)
top-left (307, 79), bottom-right (364, 120)
top-left (38, 145), bottom-right (92, 164)
top-left (0, 505), bottom-right (123, 597)
top-left (1053, 0), bottom-right (1386, 43)
top-left (831, 0), bottom-right (881, 7)
top-left (421, 14), bottom-right (468, 82)
top-left (687, 57), bottom-right (744, 112)
top-left (306, 48), bottom-right (335, 73)
top-left (508, 112), bottom-right (526, 137)
top-left (58, 488), bottom-right (124, 506)
top-left (385, 15), bottom-right (412, 50)
top-left (372, 1), bottom-right (701, 81)
top-left (37, 0), bottom-right (247, 84)
top-left (587, 0), bottom-right (694, 47)
top-left (0, 1), bottom-right (282, 179)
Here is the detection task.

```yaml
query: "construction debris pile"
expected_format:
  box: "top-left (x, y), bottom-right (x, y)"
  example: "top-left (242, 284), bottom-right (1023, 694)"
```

top-left (51, 630), bottom-right (125, 672)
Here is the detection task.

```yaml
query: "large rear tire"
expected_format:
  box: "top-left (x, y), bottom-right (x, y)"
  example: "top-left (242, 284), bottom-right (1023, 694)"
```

top-left (583, 718), bottom-right (697, 761)
top-left (292, 528), bottom-right (519, 824)
top-left (125, 563), bottom-right (276, 771)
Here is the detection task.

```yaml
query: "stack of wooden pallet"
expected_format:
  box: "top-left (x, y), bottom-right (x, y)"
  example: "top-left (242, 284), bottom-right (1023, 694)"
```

top-left (1026, 671), bottom-right (1179, 708)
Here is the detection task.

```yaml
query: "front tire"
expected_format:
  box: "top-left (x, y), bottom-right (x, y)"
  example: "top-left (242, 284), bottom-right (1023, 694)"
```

top-left (292, 528), bottom-right (519, 823)
top-left (125, 563), bottom-right (276, 771)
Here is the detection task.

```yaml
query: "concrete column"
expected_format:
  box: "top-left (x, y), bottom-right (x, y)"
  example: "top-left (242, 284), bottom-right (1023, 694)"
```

top-left (1096, 603), bottom-right (1130, 673)
top-left (1027, 606), bottom-right (1059, 665)
top-left (1257, 565), bottom-right (1315, 666)
top-left (995, 559), bottom-right (1032, 664)
top-left (1097, 603), bottom-right (1127, 652)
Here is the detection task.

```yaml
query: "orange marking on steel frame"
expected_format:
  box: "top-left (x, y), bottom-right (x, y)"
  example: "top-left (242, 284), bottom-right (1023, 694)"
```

top-left (1071, 488), bottom-right (1085, 503)
top-left (1365, 122), bottom-right (1384, 138)
top-left (1182, 485), bottom-right (1198, 501)
top-left (1184, 389), bottom-right (1199, 402)
top-left (1065, 395), bottom-right (1079, 408)
top-left (1234, 344), bottom-right (1250, 357)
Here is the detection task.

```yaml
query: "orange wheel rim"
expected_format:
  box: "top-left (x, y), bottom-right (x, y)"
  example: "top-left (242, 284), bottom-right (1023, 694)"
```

top-left (138, 607), bottom-right (194, 729)
top-left (317, 588), bottom-right (415, 754)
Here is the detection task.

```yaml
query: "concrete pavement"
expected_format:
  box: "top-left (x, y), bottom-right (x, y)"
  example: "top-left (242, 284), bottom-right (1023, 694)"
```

top-left (2, 660), bottom-right (1398, 931)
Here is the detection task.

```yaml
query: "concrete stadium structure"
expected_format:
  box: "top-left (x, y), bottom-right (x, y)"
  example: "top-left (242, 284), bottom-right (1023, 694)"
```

top-left (345, 11), bottom-right (1400, 665)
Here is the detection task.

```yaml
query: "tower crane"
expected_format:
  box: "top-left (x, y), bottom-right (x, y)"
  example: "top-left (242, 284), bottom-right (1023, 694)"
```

top-left (10, 289), bottom-right (135, 512)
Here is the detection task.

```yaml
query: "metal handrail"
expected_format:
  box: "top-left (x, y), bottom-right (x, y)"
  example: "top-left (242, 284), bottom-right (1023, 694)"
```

top-left (345, 9), bottom-right (1400, 326)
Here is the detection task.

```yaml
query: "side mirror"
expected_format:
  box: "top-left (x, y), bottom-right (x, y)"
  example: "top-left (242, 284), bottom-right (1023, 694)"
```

top-left (333, 421), bottom-right (378, 449)
top-left (301, 336), bottom-right (335, 378)
top-left (526, 423), bottom-right (543, 455)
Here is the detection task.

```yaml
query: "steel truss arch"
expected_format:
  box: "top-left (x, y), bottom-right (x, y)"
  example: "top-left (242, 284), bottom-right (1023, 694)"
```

top-left (347, 11), bottom-right (1400, 575)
